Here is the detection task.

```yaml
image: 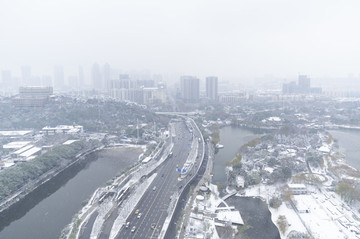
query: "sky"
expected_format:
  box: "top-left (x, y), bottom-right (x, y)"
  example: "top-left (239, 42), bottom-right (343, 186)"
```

top-left (1, 0), bottom-right (360, 83)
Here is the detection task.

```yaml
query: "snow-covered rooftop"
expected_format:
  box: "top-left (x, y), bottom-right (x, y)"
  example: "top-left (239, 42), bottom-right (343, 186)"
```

top-left (216, 211), bottom-right (244, 225)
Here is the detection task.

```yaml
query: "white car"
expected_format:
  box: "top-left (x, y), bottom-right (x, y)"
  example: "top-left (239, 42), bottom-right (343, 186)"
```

top-left (137, 213), bottom-right (142, 218)
top-left (131, 226), bottom-right (136, 233)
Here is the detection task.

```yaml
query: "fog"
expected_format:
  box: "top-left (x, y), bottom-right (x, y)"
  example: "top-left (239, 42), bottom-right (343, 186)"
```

top-left (1, 0), bottom-right (360, 86)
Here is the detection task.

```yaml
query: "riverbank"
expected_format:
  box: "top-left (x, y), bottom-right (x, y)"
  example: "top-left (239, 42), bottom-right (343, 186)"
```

top-left (0, 141), bottom-right (104, 215)
top-left (223, 127), bottom-right (360, 238)
top-left (0, 145), bottom-right (143, 239)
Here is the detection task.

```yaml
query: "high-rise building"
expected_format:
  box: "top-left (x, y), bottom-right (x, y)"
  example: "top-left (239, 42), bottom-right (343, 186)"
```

top-left (21, 66), bottom-right (31, 86)
top-left (1, 70), bottom-right (12, 87)
top-left (12, 86), bottom-right (53, 107)
top-left (103, 63), bottom-right (111, 93)
top-left (78, 65), bottom-right (85, 88)
top-left (53, 66), bottom-right (65, 90)
top-left (206, 76), bottom-right (218, 101)
top-left (298, 75), bottom-right (311, 93)
top-left (180, 76), bottom-right (200, 103)
top-left (91, 63), bottom-right (102, 89)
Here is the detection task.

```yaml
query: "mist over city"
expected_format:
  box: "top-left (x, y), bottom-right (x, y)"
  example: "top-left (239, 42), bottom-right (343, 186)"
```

top-left (1, 1), bottom-right (360, 239)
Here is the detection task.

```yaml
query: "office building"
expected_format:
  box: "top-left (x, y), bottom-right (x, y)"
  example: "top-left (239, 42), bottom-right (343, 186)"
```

top-left (54, 66), bottom-right (65, 90)
top-left (91, 63), bottom-right (102, 89)
top-left (12, 86), bottom-right (53, 107)
top-left (206, 76), bottom-right (218, 101)
top-left (21, 66), bottom-right (31, 86)
top-left (1, 70), bottom-right (12, 87)
top-left (180, 76), bottom-right (200, 103)
top-left (298, 75), bottom-right (311, 93)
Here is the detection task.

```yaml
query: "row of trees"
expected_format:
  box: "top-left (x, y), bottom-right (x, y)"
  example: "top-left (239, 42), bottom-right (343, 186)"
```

top-left (0, 140), bottom-right (94, 201)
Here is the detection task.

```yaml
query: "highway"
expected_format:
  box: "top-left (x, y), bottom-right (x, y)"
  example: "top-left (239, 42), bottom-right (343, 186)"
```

top-left (110, 119), bottom-right (203, 239)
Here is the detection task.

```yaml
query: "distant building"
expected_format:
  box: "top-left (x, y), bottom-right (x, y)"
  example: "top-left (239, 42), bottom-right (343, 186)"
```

top-left (21, 66), bottom-right (31, 86)
top-left (180, 76), bottom-right (199, 103)
top-left (282, 75), bottom-right (322, 94)
top-left (288, 183), bottom-right (307, 195)
top-left (103, 63), bottom-right (111, 93)
top-left (1, 70), bottom-right (12, 87)
top-left (282, 81), bottom-right (297, 94)
top-left (42, 125), bottom-right (83, 135)
top-left (206, 76), bottom-right (218, 101)
top-left (298, 75), bottom-right (311, 93)
top-left (54, 66), bottom-right (65, 90)
top-left (110, 74), bottom-right (163, 104)
top-left (91, 63), bottom-right (102, 90)
top-left (12, 86), bottom-right (53, 107)
top-left (78, 65), bottom-right (85, 89)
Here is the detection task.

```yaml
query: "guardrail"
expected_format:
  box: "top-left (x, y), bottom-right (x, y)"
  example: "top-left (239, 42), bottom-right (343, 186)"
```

top-left (159, 116), bottom-right (206, 239)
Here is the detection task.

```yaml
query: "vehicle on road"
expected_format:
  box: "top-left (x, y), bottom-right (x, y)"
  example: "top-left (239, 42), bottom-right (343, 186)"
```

top-left (125, 222), bottom-right (130, 228)
top-left (153, 186), bottom-right (156, 191)
top-left (137, 213), bottom-right (142, 219)
top-left (135, 209), bottom-right (139, 214)
top-left (131, 226), bottom-right (136, 233)
top-left (151, 223), bottom-right (156, 230)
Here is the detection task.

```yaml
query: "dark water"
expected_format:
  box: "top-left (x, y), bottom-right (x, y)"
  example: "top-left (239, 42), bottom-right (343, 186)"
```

top-left (0, 147), bottom-right (141, 239)
top-left (213, 126), bottom-right (279, 239)
top-left (329, 129), bottom-right (360, 171)
top-left (226, 197), bottom-right (280, 239)
top-left (213, 126), bottom-right (260, 185)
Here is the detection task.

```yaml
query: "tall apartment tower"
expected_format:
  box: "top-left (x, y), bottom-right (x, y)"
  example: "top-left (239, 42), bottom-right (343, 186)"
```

top-left (53, 66), bottom-right (65, 90)
top-left (103, 63), bottom-right (111, 93)
top-left (21, 66), bottom-right (31, 86)
top-left (298, 75), bottom-right (310, 93)
top-left (78, 65), bottom-right (85, 88)
top-left (180, 76), bottom-right (200, 103)
top-left (206, 76), bottom-right (218, 101)
top-left (91, 63), bottom-right (102, 89)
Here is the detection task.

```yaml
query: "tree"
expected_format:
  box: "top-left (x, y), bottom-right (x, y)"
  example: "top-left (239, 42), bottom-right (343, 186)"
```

top-left (269, 197), bottom-right (282, 209)
top-left (277, 215), bottom-right (288, 235)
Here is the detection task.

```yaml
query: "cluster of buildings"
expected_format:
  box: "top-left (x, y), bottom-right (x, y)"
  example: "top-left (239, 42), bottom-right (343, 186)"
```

top-left (179, 76), bottom-right (218, 103)
top-left (282, 75), bottom-right (322, 94)
top-left (0, 125), bottom-right (83, 169)
top-left (11, 86), bottom-right (53, 107)
top-left (110, 74), bottom-right (167, 104)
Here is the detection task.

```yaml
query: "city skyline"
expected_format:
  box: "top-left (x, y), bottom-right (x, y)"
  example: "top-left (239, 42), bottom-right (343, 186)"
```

top-left (1, 0), bottom-right (360, 81)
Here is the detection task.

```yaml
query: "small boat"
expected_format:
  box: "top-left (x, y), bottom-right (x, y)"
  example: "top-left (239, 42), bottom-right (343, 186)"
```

top-left (216, 144), bottom-right (224, 149)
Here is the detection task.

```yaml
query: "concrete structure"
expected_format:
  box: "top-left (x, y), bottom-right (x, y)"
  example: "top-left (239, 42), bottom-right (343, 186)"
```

top-left (54, 66), bottom-right (65, 90)
top-left (206, 76), bottom-right (218, 101)
top-left (288, 183), bottom-right (307, 195)
top-left (42, 125), bottom-right (83, 135)
top-left (180, 76), bottom-right (200, 103)
top-left (282, 75), bottom-right (322, 94)
top-left (12, 86), bottom-right (53, 107)
top-left (2, 141), bottom-right (31, 149)
top-left (21, 66), bottom-right (31, 86)
top-left (298, 75), bottom-right (311, 93)
top-left (91, 63), bottom-right (102, 90)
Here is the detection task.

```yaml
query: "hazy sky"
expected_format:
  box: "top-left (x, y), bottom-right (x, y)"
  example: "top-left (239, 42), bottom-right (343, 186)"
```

top-left (1, 0), bottom-right (360, 80)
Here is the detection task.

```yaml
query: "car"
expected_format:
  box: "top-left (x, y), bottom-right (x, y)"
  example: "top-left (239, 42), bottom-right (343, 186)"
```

top-left (137, 213), bottom-right (142, 218)
top-left (135, 209), bottom-right (139, 214)
top-left (125, 222), bottom-right (130, 228)
top-left (151, 223), bottom-right (156, 230)
top-left (153, 186), bottom-right (156, 191)
top-left (131, 226), bottom-right (136, 233)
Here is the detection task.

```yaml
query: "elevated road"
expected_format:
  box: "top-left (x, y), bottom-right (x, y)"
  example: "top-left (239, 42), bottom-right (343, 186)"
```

top-left (109, 119), bottom-right (203, 239)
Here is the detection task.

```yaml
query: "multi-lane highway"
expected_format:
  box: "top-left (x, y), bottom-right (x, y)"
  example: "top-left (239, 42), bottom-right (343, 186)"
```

top-left (110, 119), bottom-right (203, 239)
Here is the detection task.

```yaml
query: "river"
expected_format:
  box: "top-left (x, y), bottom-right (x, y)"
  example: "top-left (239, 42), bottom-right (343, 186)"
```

top-left (329, 129), bottom-right (360, 171)
top-left (213, 126), bottom-right (280, 239)
top-left (0, 147), bottom-right (141, 239)
top-left (212, 126), bottom-right (261, 186)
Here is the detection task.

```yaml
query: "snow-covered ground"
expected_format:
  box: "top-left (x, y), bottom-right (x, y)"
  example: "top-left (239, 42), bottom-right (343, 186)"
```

top-left (243, 183), bottom-right (360, 239)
